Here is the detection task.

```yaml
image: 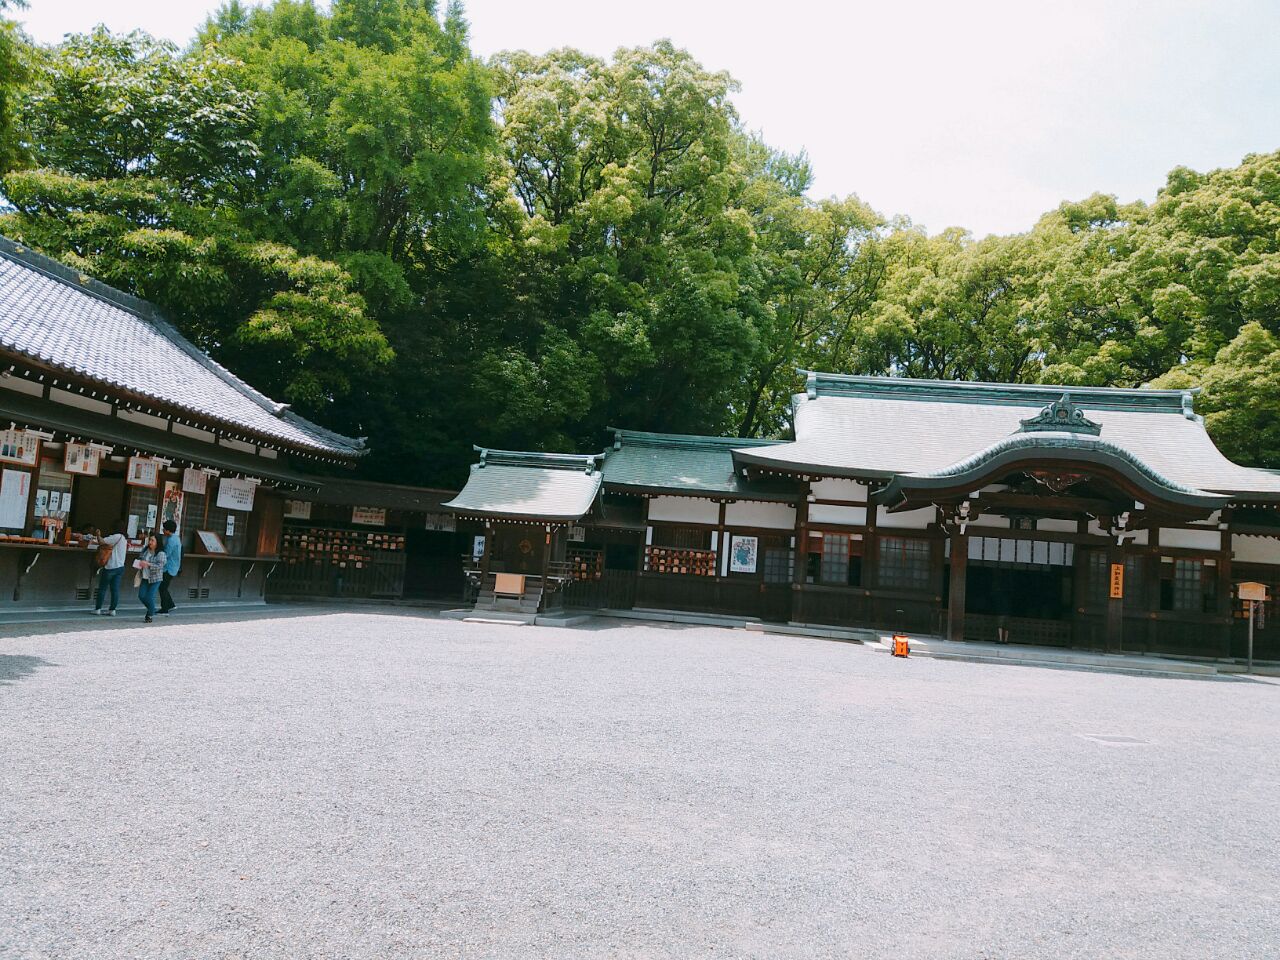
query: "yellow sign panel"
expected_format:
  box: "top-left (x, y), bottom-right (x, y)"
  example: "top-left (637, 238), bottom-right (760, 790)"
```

top-left (1109, 563), bottom-right (1124, 599)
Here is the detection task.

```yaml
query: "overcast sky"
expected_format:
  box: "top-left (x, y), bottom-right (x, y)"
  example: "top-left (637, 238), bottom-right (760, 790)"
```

top-left (15, 0), bottom-right (1280, 237)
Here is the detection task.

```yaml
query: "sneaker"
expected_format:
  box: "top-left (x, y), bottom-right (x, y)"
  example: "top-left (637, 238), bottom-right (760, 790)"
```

top-left (144, 615), bottom-right (153, 623)
top-left (92, 608), bottom-right (103, 616)
top-left (106, 610), bottom-right (116, 617)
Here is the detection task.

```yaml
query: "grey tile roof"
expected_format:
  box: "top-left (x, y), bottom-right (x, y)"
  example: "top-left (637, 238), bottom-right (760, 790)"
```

top-left (733, 374), bottom-right (1280, 498)
top-left (443, 449), bottom-right (604, 521)
top-left (603, 429), bottom-right (795, 500)
top-left (0, 238), bottom-right (365, 459)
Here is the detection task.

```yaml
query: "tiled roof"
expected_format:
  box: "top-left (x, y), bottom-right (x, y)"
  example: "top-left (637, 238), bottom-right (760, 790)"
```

top-left (443, 449), bottom-right (604, 521)
top-left (732, 373), bottom-right (1280, 498)
top-left (0, 237), bottom-right (365, 459)
top-left (603, 429), bottom-right (795, 501)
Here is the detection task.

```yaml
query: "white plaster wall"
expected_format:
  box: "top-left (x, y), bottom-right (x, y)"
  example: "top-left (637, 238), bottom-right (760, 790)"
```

top-left (219, 437), bottom-right (257, 454)
top-left (808, 503), bottom-right (867, 526)
top-left (172, 422), bottom-right (217, 443)
top-left (724, 501), bottom-right (796, 530)
top-left (1160, 527), bottom-right (1221, 551)
top-left (876, 506), bottom-right (935, 530)
top-left (117, 408), bottom-right (170, 432)
top-left (648, 496), bottom-right (720, 525)
top-left (1036, 518), bottom-right (1078, 534)
top-left (969, 513), bottom-right (1008, 529)
top-left (48, 387), bottom-right (112, 416)
top-left (809, 478), bottom-right (868, 502)
top-left (259, 448), bottom-right (278, 460)
top-left (1231, 535), bottom-right (1280, 565)
top-left (0, 376), bottom-right (42, 397)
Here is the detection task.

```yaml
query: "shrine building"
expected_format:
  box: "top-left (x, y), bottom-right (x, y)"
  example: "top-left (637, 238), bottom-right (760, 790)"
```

top-left (446, 371), bottom-right (1280, 660)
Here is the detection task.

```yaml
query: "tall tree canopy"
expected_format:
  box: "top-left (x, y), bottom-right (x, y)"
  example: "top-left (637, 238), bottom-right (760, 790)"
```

top-left (2, 0), bottom-right (1279, 480)
top-left (2, 26), bottom-right (392, 416)
top-left (0, 0), bottom-right (30, 174)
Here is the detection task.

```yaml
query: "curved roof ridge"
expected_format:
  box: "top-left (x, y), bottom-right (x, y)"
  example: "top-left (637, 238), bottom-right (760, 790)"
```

top-left (911, 431), bottom-right (1210, 496)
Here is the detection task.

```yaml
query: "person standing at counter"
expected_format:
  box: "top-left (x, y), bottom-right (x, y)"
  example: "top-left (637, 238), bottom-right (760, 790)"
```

top-left (136, 534), bottom-right (166, 623)
top-left (92, 519), bottom-right (128, 617)
top-left (158, 519), bottom-right (182, 615)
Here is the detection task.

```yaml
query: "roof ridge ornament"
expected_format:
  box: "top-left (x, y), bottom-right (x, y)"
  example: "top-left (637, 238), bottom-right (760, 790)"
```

top-left (1019, 392), bottom-right (1102, 436)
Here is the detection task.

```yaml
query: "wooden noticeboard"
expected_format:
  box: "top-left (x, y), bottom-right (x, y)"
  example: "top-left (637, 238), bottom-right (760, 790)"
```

top-left (1109, 563), bottom-right (1124, 599)
top-left (1238, 581), bottom-right (1269, 603)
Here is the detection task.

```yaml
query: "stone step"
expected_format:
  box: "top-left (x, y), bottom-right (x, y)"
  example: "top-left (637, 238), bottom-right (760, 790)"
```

top-left (593, 607), bottom-right (760, 629)
top-left (744, 621), bottom-right (871, 644)
top-left (873, 635), bottom-right (1223, 677)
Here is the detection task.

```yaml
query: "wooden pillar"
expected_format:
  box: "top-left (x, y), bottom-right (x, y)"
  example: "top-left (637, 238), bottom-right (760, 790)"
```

top-left (948, 529), bottom-right (968, 642)
top-left (1105, 540), bottom-right (1125, 654)
top-left (1217, 524), bottom-right (1234, 658)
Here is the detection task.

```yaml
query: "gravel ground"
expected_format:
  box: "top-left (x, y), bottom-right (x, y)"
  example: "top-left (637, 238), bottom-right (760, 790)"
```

top-left (1, 607), bottom-right (1278, 960)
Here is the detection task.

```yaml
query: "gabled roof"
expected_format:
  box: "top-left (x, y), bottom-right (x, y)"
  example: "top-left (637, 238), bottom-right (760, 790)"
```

top-left (732, 372), bottom-right (1280, 500)
top-left (877, 432), bottom-right (1229, 512)
top-left (0, 237), bottom-right (365, 460)
top-left (442, 448), bottom-right (604, 522)
top-left (603, 428), bottom-right (796, 501)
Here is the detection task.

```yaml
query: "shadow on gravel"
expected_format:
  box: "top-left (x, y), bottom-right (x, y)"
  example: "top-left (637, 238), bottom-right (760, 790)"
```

top-left (0, 654), bottom-right (55, 685)
top-left (0, 602), bottom-right (447, 640)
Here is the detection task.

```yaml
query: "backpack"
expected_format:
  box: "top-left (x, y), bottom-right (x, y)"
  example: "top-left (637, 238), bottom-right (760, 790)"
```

top-left (94, 542), bottom-right (114, 569)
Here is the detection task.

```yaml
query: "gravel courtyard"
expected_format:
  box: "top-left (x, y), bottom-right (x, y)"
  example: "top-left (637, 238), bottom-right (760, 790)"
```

top-left (1, 608), bottom-right (1278, 960)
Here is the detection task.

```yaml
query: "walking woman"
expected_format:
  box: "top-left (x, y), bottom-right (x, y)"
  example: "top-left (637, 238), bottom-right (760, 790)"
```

top-left (136, 533), bottom-right (167, 623)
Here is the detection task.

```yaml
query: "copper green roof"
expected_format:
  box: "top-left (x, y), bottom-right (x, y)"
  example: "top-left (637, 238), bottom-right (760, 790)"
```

top-left (442, 448), bottom-right (604, 522)
top-left (603, 429), bottom-right (796, 501)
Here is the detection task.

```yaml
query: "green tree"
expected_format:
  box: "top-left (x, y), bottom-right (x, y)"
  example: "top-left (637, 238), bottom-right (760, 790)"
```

top-left (4, 28), bottom-right (391, 415)
top-left (0, 0), bottom-right (31, 174)
top-left (1154, 322), bottom-right (1280, 468)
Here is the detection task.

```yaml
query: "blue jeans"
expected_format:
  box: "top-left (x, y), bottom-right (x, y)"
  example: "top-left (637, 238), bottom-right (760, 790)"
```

top-left (96, 567), bottom-right (123, 611)
top-left (138, 580), bottom-right (160, 617)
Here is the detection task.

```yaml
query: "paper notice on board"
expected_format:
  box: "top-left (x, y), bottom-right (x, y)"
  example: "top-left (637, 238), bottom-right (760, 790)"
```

top-left (127, 514), bottom-right (139, 538)
top-left (146, 504), bottom-right (158, 530)
top-left (0, 469), bottom-right (30, 529)
top-left (182, 467), bottom-right (209, 495)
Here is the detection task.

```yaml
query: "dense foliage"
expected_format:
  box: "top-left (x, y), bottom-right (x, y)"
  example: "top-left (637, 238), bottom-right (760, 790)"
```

top-left (2, 0), bottom-right (1279, 483)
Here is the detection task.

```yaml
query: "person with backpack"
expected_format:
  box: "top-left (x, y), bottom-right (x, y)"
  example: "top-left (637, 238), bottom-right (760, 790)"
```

top-left (135, 533), bottom-right (167, 623)
top-left (92, 519), bottom-right (129, 617)
top-left (158, 519), bottom-right (182, 615)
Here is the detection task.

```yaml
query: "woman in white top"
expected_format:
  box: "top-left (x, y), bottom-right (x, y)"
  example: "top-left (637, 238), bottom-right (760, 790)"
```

top-left (93, 518), bottom-right (129, 617)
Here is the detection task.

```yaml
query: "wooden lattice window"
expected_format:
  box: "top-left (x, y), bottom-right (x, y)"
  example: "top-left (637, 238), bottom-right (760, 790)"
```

top-left (651, 525), bottom-right (712, 550)
top-left (821, 533), bottom-right (849, 585)
top-left (878, 536), bottom-right (931, 591)
top-left (1163, 557), bottom-right (1214, 613)
top-left (763, 548), bottom-right (794, 584)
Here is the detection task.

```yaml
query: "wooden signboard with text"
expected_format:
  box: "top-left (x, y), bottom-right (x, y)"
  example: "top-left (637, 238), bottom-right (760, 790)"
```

top-left (1109, 563), bottom-right (1124, 599)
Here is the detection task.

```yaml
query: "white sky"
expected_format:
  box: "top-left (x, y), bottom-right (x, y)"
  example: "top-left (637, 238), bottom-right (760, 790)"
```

top-left (15, 0), bottom-right (1280, 236)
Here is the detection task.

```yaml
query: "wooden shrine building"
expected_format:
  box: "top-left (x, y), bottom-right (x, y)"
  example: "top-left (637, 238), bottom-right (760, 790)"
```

top-left (0, 236), bottom-right (366, 612)
top-left (448, 372), bottom-right (1280, 660)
